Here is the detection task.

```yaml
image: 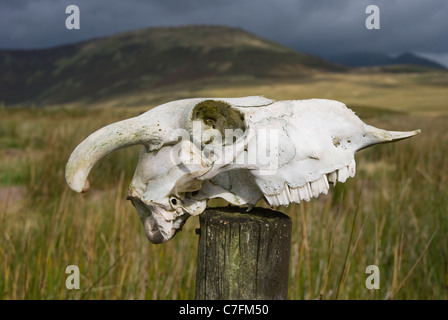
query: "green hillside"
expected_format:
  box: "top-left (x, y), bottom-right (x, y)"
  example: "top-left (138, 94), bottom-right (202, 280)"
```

top-left (0, 25), bottom-right (344, 107)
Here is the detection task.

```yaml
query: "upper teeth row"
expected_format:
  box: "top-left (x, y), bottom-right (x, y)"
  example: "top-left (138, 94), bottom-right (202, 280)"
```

top-left (265, 159), bottom-right (356, 206)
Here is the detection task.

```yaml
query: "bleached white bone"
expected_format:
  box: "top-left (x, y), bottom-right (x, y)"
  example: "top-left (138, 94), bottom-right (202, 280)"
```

top-left (66, 97), bottom-right (420, 243)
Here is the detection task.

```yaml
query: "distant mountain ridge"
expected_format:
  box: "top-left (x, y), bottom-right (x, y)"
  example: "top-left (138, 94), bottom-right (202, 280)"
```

top-left (327, 52), bottom-right (446, 69)
top-left (0, 25), bottom-right (343, 106)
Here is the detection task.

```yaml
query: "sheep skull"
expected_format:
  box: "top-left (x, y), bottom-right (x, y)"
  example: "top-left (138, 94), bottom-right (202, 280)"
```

top-left (66, 97), bottom-right (420, 243)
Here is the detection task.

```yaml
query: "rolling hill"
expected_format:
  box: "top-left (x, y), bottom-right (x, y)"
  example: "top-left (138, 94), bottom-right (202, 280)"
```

top-left (327, 51), bottom-right (446, 69)
top-left (0, 25), bottom-right (344, 107)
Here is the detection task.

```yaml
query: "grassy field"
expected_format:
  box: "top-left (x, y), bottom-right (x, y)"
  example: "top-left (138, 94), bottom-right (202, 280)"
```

top-left (0, 71), bottom-right (447, 299)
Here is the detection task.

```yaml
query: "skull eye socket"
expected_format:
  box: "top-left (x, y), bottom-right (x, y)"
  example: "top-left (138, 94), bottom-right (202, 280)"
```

top-left (170, 198), bottom-right (177, 205)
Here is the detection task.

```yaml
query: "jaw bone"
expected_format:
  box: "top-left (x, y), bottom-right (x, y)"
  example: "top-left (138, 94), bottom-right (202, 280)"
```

top-left (264, 159), bottom-right (357, 206)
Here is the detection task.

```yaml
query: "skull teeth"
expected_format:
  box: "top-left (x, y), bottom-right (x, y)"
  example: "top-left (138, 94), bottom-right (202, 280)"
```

top-left (327, 171), bottom-right (337, 186)
top-left (289, 186), bottom-right (301, 203)
top-left (298, 183), bottom-right (311, 202)
top-left (284, 183), bottom-right (293, 203)
top-left (275, 187), bottom-right (290, 207)
top-left (264, 160), bottom-right (356, 207)
top-left (337, 166), bottom-right (349, 183)
top-left (310, 176), bottom-right (328, 198)
top-left (264, 194), bottom-right (278, 206)
top-left (348, 159), bottom-right (356, 178)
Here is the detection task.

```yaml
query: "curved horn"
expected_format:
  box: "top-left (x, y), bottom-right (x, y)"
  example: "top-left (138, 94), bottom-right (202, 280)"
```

top-left (358, 124), bottom-right (421, 151)
top-left (366, 125), bottom-right (421, 142)
top-left (66, 116), bottom-right (164, 193)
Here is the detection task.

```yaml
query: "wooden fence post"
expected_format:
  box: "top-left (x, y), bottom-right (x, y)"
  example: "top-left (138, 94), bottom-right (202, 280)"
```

top-left (195, 206), bottom-right (292, 300)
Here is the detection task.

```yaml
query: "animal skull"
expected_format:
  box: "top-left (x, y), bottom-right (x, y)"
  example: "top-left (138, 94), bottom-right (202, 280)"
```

top-left (66, 97), bottom-right (420, 244)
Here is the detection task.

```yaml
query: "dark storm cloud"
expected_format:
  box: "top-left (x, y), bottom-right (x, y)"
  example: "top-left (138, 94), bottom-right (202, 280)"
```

top-left (0, 0), bottom-right (447, 64)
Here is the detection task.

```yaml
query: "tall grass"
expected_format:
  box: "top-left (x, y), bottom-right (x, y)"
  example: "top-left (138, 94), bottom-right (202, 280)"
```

top-left (0, 105), bottom-right (446, 300)
top-left (287, 114), bottom-right (448, 299)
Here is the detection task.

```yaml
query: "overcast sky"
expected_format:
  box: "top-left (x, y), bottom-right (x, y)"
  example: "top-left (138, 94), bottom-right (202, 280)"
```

top-left (1, 0), bottom-right (447, 66)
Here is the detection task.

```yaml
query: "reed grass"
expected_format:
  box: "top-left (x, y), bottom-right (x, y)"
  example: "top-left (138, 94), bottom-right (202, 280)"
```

top-left (0, 95), bottom-right (446, 300)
